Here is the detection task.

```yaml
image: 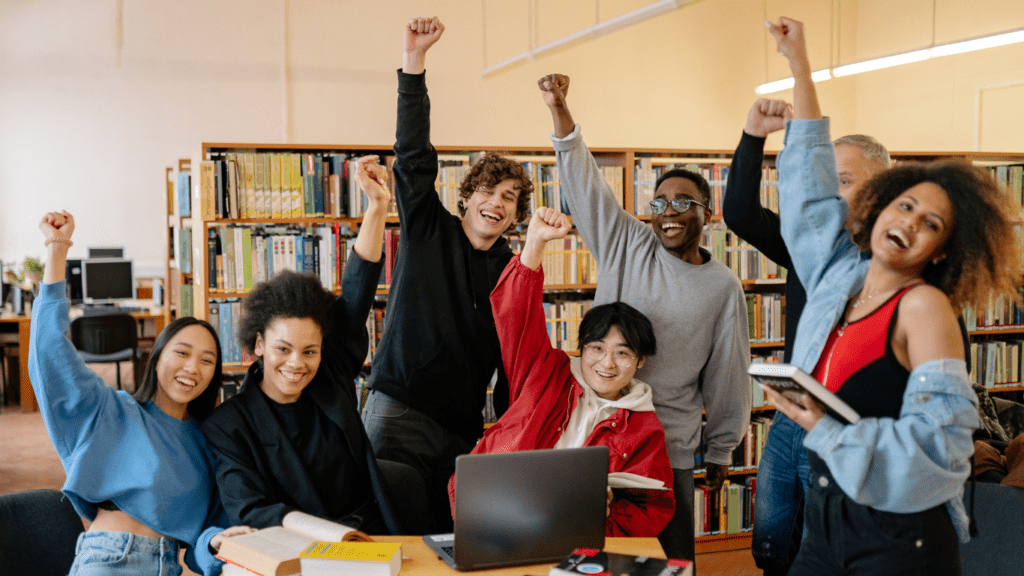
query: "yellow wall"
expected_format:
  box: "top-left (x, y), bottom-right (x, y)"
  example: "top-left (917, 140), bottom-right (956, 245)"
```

top-left (2, 0), bottom-right (1023, 270)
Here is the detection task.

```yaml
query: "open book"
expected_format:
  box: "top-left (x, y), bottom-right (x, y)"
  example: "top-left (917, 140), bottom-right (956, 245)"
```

top-left (217, 511), bottom-right (372, 576)
top-left (748, 363), bottom-right (860, 424)
top-left (608, 472), bottom-right (668, 505)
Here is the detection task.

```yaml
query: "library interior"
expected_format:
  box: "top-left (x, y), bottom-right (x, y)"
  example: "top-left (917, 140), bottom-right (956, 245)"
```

top-left (2, 1), bottom-right (1024, 575)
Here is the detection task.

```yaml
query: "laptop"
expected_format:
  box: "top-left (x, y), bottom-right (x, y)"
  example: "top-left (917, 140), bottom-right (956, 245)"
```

top-left (423, 446), bottom-right (608, 571)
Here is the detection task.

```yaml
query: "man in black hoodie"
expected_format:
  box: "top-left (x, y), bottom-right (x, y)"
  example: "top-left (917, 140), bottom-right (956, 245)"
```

top-left (361, 16), bottom-right (534, 533)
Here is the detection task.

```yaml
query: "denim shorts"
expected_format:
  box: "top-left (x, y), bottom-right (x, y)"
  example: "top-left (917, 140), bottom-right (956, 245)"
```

top-left (69, 531), bottom-right (181, 576)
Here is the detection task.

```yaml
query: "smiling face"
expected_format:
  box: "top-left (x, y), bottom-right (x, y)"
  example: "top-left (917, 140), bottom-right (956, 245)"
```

top-left (835, 144), bottom-right (883, 202)
top-left (254, 317), bottom-right (323, 404)
top-left (580, 326), bottom-right (646, 401)
top-left (153, 324), bottom-right (218, 419)
top-left (650, 176), bottom-right (709, 260)
top-left (461, 178), bottom-right (521, 248)
top-left (870, 182), bottom-right (954, 273)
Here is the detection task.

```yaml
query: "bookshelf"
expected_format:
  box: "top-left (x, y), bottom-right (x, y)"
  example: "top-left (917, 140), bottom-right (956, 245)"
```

top-left (181, 141), bottom-right (1024, 553)
top-left (164, 159), bottom-right (193, 325)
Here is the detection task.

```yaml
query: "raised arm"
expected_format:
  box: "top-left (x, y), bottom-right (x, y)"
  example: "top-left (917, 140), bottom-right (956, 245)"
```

top-left (29, 212), bottom-right (123, 459)
top-left (722, 99), bottom-right (794, 267)
top-left (770, 17), bottom-right (859, 292)
top-left (766, 18), bottom-right (821, 121)
top-left (490, 207), bottom-right (571, 403)
top-left (352, 155), bottom-right (389, 264)
top-left (393, 17), bottom-right (447, 235)
top-left (540, 74), bottom-right (651, 267)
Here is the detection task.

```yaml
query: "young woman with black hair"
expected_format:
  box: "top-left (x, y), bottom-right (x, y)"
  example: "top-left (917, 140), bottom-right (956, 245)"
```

top-left (30, 211), bottom-right (252, 576)
top-left (200, 156), bottom-right (406, 535)
top-left (447, 206), bottom-right (675, 537)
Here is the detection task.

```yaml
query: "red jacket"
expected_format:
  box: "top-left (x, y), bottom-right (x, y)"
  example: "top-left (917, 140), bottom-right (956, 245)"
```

top-left (448, 256), bottom-right (675, 537)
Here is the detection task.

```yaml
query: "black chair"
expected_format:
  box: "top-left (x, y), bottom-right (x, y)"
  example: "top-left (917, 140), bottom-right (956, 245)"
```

top-left (70, 313), bottom-right (140, 391)
top-left (377, 459), bottom-right (431, 535)
top-left (960, 482), bottom-right (1024, 575)
top-left (0, 489), bottom-right (85, 576)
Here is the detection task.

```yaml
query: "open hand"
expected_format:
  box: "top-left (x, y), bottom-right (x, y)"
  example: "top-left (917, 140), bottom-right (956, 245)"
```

top-left (528, 206), bottom-right (572, 244)
top-left (355, 155), bottom-right (390, 207)
top-left (209, 525), bottom-right (255, 552)
top-left (760, 384), bottom-right (825, 432)
top-left (39, 211), bottom-right (75, 243)
top-left (537, 74), bottom-right (570, 109)
top-left (745, 98), bottom-right (792, 137)
top-left (405, 17), bottom-right (444, 55)
top-left (766, 17), bottom-right (811, 74)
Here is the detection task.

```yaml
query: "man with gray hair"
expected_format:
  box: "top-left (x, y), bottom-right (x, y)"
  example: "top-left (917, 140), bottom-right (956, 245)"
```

top-left (722, 99), bottom-right (889, 576)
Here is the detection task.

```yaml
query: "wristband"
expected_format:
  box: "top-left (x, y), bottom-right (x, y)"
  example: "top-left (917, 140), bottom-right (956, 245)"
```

top-left (44, 237), bottom-right (73, 248)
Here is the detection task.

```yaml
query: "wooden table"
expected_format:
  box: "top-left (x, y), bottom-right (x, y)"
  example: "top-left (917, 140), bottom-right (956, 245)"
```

top-left (1, 312), bottom-right (165, 412)
top-left (372, 536), bottom-right (664, 575)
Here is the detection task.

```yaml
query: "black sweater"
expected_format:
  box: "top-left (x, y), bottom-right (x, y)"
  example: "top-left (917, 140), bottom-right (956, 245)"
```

top-left (201, 252), bottom-right (402, 533)
top-left (721, 131), bottom-right (806, 363)
top-left (367, 71), bottom-right (512, 446)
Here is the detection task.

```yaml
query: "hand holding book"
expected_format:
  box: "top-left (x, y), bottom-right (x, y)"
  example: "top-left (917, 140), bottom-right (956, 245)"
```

top-left (760, 383), bottom-right (826, 432)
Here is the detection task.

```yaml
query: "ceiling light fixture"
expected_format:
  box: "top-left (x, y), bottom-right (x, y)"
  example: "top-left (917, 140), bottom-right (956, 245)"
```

top-left (755, 25), bottom-right (1024, 94)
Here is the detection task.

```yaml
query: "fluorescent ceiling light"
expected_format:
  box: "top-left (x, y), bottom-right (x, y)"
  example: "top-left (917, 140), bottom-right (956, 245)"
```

top-left (755, 69), bottom-right (831, 95)
top-left (755, 25), bottom-right (1024, 94)
top-left (831, 49), bottom-right (930, 77)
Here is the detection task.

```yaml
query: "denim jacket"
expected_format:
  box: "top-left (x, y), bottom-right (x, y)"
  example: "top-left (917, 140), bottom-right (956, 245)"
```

top-left (777, 118), bottom-right (980, 542)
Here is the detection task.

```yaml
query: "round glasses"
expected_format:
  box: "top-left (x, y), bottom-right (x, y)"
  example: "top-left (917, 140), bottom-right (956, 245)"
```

top-left (582, 343), bottom-right (637, 366)
top-left (649, 197), bottom-right (708, 215)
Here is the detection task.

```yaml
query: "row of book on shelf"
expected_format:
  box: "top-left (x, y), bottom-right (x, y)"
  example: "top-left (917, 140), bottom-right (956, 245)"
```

top-left (180, 155), bottom-right (1024, 223)
top-left (182, 152), bottom-right (628, 222)
top-left (192, 153), bottom-right (395, 221)
top-left (703, 224), bottom-right (786, 282)
top-left (745, 292), bottom-right (784, 343)
top-left (507, 235), bottom-right (599, 287)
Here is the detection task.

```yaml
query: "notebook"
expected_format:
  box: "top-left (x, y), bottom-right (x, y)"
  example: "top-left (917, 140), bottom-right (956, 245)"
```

top-left (423, 446), bottom-right (608, 571)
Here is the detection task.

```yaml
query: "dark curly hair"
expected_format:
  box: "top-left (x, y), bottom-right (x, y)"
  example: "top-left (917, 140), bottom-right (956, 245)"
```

top-left (132, 317), bottom-right (222, 421)
top-left (655, 168), bottom-right (712, 206)
top-left (238, 270), bottom-right (335, 355)
top-left (458, 152), bottom-right (534, 226)
top-left (847, 159), bottom-right (1023, 308)
top-left (579, 301), bottom-right (657, 360)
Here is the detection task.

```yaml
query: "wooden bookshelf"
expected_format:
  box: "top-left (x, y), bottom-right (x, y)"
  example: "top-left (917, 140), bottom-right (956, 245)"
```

top-left (181, 141), bottom-right (1024, 553)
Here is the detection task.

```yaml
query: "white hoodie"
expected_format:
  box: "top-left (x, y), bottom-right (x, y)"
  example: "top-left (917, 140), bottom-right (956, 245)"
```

top-left (554, 357), bottom-right (657, 449)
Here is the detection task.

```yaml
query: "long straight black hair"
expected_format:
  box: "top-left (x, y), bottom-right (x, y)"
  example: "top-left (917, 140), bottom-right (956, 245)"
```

top-left (132, 316), bottom-right (223, 421)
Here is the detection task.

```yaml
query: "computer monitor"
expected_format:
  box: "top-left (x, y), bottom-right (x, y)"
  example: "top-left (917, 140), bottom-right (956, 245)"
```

top-left (88, 247), bottom-right (125, 259)
top-left (81, 259), bottom-right (136, 304)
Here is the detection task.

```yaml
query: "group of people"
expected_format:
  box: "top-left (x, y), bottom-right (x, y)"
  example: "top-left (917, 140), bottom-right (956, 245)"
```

top-left (27, 14), bottom-right (1021, 576)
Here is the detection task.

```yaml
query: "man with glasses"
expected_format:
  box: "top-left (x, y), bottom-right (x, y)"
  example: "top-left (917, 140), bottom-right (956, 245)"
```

top-left (539, 74), bottom-right (750, 562)
top-left (447, 205), bottom-right (674, 536)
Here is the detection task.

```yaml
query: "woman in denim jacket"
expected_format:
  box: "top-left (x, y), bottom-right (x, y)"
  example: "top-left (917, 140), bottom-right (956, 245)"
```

top-left (762, 17), bottom-right (1023, 576)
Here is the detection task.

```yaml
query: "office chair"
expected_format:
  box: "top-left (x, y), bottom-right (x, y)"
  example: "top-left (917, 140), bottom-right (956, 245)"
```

top-left (0, 489), bottom-right (85, 576)
top-left (69, 313), bottom-right (140, 391)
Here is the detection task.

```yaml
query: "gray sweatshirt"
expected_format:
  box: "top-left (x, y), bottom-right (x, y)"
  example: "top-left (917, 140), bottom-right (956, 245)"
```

top-left (552, 125), bottom-right (751, 468)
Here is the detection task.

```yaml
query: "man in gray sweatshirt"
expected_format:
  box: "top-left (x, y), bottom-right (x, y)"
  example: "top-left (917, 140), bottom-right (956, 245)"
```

top-left (539, 74), bottom-right (751, 562)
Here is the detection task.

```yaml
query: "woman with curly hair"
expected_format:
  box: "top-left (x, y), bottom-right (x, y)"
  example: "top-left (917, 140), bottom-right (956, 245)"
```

top-left (762, 18), bottom-right (1022, 576)
top-left (29, 211), bottom-right (252, 576)
top-left (201, 156), bottom-right (405, 535)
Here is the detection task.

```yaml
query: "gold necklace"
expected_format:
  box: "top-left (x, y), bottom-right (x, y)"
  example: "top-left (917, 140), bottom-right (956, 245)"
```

top-left (823, 280), bottom-right (923, 386)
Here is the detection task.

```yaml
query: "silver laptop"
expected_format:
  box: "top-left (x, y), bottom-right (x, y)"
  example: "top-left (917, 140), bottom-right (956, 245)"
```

top-left (423, 446), bottom-right (608, 571)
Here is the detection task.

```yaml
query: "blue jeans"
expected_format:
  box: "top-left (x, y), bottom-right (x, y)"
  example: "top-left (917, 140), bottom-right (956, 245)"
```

top-left (361, 390), bottom-right (473, 534)
top-left (69, 532), bottom-right (180, 576)
top-left (752, 412), bottom-right (811, 576)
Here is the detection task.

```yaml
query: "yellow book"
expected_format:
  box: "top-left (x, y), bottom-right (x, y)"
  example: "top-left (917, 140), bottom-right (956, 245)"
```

top-left (299, 542), bottom-right (402, 576)
top-left (270, 153), bottom-right (282, 218)
top-left (199, 161), bottom-right (216, 220)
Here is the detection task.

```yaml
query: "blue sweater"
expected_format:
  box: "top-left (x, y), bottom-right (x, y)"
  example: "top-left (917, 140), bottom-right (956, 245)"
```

top-left (28, 281), bottom-right (227, 574)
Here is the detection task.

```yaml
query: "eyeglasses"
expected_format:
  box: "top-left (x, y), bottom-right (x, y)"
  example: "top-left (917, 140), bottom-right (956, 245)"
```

top-left (582, 343), bottom-right (637, 366)
top-left (649, 197), bottom-right (708, 215)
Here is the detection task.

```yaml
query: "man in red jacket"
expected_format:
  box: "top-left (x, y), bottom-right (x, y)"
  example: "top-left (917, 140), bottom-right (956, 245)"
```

top-left (449, 207), bottom-right (675, 536)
